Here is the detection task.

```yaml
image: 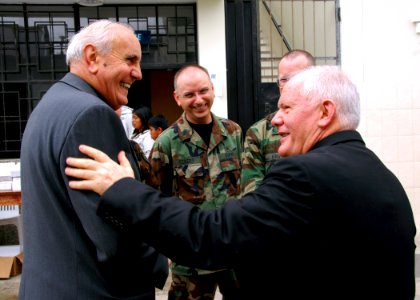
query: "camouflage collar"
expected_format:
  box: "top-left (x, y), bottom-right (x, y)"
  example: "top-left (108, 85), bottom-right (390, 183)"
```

top-left (175, 112), bottom-right (228, 149)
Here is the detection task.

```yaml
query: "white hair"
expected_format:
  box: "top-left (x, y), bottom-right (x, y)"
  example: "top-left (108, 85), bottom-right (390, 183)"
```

top-left (66, 19), bottom-right (135, 66)
top-left (285, 65), bottom-right (360, 130)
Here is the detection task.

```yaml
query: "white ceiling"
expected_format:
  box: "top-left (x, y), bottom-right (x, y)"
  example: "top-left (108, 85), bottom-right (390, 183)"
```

top-left (0, 0), bottom-right (196, 4)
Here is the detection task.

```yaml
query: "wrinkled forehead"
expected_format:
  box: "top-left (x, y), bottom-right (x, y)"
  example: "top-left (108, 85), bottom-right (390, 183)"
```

top-left (118, 29), bottom-right (141, 49)
top-left (278, 76), bottom-right (308, 105)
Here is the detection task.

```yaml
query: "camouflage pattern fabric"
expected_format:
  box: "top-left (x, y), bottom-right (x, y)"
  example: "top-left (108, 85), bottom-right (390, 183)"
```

top-left (168, 271), bottom-right (239, 300)
top-left (129, 140), bottom-right (152, 183)
top-left (148, 112), bottom-right (242, 209)
top-left (148, 112), bottom-right (242, 276)
top-left (241, 111), bottom-right (281, 195)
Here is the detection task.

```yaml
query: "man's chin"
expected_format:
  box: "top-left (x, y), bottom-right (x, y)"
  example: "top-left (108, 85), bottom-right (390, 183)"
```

top-left (192, 112), bottom-right (211, 123)
top-left (194, 109), bottom-right (209, 116)
top-left (278, 146), bottom-right (290, 157)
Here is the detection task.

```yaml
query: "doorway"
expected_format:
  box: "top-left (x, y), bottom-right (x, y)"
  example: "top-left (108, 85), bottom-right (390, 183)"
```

top-left (127, 69), bottom-right (182, 127)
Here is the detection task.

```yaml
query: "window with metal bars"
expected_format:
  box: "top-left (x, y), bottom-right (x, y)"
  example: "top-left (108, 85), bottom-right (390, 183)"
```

top-left (0, 4), bottom-right (197, 159)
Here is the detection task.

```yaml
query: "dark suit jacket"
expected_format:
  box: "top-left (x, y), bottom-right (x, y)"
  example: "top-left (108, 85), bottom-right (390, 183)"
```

top-left (98, 130), bottom-right (416, 299)
top-left (20, 73), bottom-right (168, 300)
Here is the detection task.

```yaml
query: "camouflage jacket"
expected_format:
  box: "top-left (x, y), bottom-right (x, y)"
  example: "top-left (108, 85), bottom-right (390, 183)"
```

top-left (148, 112), bottom-right (243, 210)
top-left (241, 111), bottom-right (281, 195)
top-left (148, 112), bottom-right (243, 276)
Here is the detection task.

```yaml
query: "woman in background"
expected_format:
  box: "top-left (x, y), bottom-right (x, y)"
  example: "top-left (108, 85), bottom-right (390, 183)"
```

top-left (131, 106), bottom-right (154, 157)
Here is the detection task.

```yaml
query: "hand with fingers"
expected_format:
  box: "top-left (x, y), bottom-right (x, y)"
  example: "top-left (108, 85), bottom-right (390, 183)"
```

top-left (65, 144), bottom-right (135, 196)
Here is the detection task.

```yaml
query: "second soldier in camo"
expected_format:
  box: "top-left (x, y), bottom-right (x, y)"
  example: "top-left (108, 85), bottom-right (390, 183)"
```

top-left (241, 50), bottom-right (315, 194)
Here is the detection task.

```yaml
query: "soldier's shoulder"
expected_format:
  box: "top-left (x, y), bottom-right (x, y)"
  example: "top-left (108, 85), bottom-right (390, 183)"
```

top-left (155, 123), bottom-right (179, 144)
top-left (252, 112), bottom-right (277, 131)
top-left (216, 117), bottom-right (241, 134)
top-left (252, 112), bottom-right (276, 127)
top-left (247, 118), bottom-right (268, 134)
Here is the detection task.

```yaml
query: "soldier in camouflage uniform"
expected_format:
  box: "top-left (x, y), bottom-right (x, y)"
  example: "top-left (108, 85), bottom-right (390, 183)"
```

top-left (241, 111), bottom-right (280, 194)
top-left (241, 49), bottom-right (315, 195)
top-left (148, 64), bottom-right (242, 300)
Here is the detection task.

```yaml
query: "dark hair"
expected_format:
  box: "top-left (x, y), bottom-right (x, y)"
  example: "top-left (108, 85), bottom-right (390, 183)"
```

top-left (148, 114), bottom-right (168, 131)
top-left (132, 105), bottom-right (152, 134)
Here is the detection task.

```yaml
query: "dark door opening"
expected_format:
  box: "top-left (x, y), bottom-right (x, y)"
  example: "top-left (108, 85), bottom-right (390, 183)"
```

top-left (127, 69), bottom-right (182, 127)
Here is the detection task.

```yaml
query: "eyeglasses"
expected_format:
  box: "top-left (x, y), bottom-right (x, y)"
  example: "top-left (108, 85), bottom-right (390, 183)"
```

top-left (276, 77), bottom-right (289, 87)
top-left (179, 87), bottom-right (211, 100)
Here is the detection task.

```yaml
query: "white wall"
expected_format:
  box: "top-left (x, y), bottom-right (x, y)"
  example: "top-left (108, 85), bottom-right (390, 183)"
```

top-left (341, 0), bottom-right (420, 246)
top-left (196, 0), bottom-right (228, 118)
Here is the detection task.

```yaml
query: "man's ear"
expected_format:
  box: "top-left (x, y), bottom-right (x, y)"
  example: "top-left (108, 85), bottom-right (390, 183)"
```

top-left (318, 99), bottom-right (336, 128)
top-left (84, 44), bottom-right (99, 73)
top-left (173, 90), bottom-right (181, 107)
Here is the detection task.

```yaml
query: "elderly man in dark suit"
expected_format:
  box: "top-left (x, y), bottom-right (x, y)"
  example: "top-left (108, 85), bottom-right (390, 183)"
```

top-left (65, 66), bottom-right (416, 300)
top-left (20, 20), bottom-right (167, 300)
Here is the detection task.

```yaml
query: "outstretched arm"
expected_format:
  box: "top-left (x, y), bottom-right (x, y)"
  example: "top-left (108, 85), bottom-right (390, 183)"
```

top-left (65, 144), bottom-right (135, 195)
